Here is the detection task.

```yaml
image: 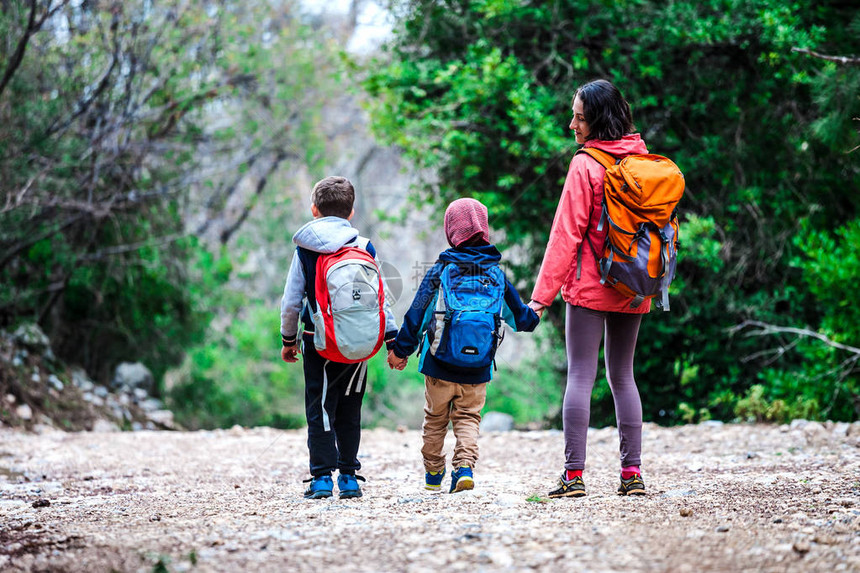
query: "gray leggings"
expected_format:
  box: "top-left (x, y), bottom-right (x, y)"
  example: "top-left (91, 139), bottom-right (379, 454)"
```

top-left (563, 304), bottom-right (643, 470)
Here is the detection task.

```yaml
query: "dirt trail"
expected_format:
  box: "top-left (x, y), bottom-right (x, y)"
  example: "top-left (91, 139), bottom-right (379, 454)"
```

top-left (0, 421), bottom-right (858, 572)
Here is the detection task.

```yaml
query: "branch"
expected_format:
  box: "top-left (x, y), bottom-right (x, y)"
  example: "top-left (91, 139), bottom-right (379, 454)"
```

top-left (731, 320), bottom-right (860, 356)
top-left (0, 0), bottom-right (38, 99)
top-left (792, 47), bottom-right (860, 66)
top-left (0, 0), bottom-right (72, 98)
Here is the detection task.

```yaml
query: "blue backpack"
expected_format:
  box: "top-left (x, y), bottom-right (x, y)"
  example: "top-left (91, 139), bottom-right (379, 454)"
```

top-left (426, 262), bottom-right (506, 370)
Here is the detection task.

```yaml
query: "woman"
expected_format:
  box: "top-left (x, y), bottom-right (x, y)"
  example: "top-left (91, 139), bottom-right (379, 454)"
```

top-left (528, 79), bottom-right (649, 497)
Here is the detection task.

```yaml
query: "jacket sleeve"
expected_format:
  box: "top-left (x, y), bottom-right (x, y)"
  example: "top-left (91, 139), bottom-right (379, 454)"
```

top-left (366, 240), bottom-right (400, 349)
top-left (531, 154), bottom-right (594, 306)
top-left (392, 263), bottom-right (443, 359)
top-left (502, 275), bottom-right (540, 332)
top-left (279, 250), bottom-right (306, 345)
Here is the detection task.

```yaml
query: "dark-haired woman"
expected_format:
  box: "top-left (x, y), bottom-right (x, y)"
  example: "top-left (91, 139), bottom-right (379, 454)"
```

top-left (528, 79), bottom-right (649, 498)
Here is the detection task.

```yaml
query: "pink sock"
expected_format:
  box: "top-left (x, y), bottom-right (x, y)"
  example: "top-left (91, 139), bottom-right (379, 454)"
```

top-left (565, 469), bottom-right (582, 480)
top-left (621, 466), bottom-right (640, 480)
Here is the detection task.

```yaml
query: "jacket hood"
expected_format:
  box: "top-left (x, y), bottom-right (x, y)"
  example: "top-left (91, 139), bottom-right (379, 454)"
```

top-left (292, 216), bottom-right (359, 254)
top-left (585, 133), bottom-right (648, 157)
top-left (438, 245), bottom-right (502, 266)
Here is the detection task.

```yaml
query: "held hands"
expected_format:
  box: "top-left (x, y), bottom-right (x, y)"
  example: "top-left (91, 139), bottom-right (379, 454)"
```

top-left (387, 350), bottom-right (407, 371)
top-left (281, 344), bottom-right (300, 363)
top-left (527, 300), bottom-right (546, 319)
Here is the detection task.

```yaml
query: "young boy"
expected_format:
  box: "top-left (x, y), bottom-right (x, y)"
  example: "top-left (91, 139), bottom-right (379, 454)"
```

top-left (387, 198), bottom-right (539, 493)
top-left (280, 176), bottom-right (398, 500)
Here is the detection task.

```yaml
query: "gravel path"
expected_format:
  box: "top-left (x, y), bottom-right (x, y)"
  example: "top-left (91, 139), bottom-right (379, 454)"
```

top-left (0, 421), bottom-right (858, 572)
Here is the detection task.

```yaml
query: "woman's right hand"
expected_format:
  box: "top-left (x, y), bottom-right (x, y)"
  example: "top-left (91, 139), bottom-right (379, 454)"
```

top-left (527, 300), bottom-right (546, 319)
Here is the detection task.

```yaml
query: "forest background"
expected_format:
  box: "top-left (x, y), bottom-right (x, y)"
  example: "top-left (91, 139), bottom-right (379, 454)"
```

top-left (0, 0), bottom-right (858, 432)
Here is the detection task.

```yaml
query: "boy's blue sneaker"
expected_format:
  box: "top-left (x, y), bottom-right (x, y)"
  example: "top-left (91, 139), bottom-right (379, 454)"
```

top-left (425, 469), bottom-right (446, 491)
top-left (449, 466), bottom-right (474, 493)
top-left (303, 474), bottom-right (333, 499)
top-left (337, 473), bottom-right (366, 499)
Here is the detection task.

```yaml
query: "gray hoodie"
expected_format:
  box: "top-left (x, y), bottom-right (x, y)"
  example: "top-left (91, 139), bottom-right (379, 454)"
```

top-left (279, 216), bottom-right (398, 341)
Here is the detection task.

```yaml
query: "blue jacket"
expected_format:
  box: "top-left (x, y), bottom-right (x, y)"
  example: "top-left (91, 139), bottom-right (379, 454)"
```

top-left (392, 245), bottom-right (540, 384)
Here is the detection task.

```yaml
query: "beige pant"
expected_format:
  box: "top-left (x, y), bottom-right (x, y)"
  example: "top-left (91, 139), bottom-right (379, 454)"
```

top-left (421, 376), bottom-right (487, 473)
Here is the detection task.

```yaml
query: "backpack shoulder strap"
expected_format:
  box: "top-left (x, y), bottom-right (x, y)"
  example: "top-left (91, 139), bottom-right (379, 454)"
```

top-left (353, 235), bottom-right (370, 250)
top-left (575, 147), bottom-right (617, 170)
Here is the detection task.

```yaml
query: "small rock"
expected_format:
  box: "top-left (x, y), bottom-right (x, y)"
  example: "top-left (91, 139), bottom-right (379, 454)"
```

top-left (802, 422), bottom-right (827, 441)
top-left (679, 507), bottom-right (693, 517)
top-left (833, 422), bottom-right (850, 438)
top-left (4, 394), bottom-right (15, 405)
top-left (481, 412), bottom-right (515, 432)
top-left (32, 499), bottom-right (50, 508)
top-left (790, 419), bottom-right (809, 430)
top-left (13, 323), bottom-right (50, 352)
top-left (90, 420), bottom-right (119, 433)
top-left (150, 514), bottom-right (161, 522)
top-left (48, 375), bottom-right (64, 392)
top-left (229, 425), bottom-right (244, 436)
top-left (71, 368), bottom-right (95, 391)
top-left (15, 404), bottom-right (32, 421)
top-left (793, 540), bottom-right (811, 554)
top-left (715, 525), bottom-right (730, 533)
top-left (661, 489), bottom-right (697, 498)
top-left (112, 362), bottom-right (154, 393)
top-left (148, 410), bottom-right (175, 428)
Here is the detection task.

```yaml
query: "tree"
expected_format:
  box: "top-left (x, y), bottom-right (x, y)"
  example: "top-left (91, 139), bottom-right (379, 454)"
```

top-left (0, 0), bottom-right (334, 383)
top-left (366, 0), bottom-right (860, 423)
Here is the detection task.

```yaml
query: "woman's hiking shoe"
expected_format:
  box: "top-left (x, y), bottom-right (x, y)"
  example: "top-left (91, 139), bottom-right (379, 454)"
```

top-left (449, 466), bottom-right (474, 493)
top-left (303, 475), bottom-right (333, 499)
top-left (337, 473), bottom-right (366, 499)
top-left (547, 472), bottom-right (586, 498)
top-left (425, 470), bottom-right (445, 491)
top-left (617, 473), bottom-right (646, 496)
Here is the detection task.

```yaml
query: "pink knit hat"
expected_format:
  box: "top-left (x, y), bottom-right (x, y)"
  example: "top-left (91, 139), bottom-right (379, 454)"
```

top-left (444, 198), bottom-right (490, 247)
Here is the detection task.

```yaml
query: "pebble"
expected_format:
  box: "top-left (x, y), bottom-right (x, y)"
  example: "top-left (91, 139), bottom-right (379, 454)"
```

top-left (793, 540), bottom-right (811, 554)
top-left (679, 507), bottom-right (693, 517)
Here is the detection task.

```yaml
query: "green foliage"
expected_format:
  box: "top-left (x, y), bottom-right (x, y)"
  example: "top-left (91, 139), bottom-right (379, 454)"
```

top-left (365, 0), bottom-right (860, 424)
top-left (488, 325), bottom-right (565, 425)
top-left (167, 302), bottom-right (305, 430)
top-left (0, 1), bottom-right (336, 393)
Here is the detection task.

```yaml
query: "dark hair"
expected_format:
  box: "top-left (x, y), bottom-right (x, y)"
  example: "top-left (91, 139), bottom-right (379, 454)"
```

top-left (311, 176), bottom-right (355, 219)
top-left (573, 79), bottom-right (635, 141)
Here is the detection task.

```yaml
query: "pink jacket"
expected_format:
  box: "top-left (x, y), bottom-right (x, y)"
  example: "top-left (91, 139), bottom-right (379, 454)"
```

top-left (531, 134), bottom-right (651, 313)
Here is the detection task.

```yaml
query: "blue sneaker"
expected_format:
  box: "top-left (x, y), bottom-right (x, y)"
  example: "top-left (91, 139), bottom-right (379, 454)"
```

top-left (337, 473), bottom-right (366, 499)
top-left (303, 475), bottom-right (333, 499)
top-left (449, 466), bottom-right (474, 493)
top-left (425, 469), bottom-right (446, 491)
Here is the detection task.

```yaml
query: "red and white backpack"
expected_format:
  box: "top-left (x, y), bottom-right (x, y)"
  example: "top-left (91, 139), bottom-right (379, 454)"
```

top-left (311, 238), bottom-right (385, 363)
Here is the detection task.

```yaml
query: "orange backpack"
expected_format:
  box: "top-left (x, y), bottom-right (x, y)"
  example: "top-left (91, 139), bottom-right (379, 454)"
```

top-left (578, 148), bottom-right (685, 311)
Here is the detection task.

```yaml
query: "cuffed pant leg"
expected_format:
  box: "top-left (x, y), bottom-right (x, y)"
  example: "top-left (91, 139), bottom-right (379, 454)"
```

top-left (450, 382), bottom-right (486, 469)
top-left (421, 376), bottom-right (454, 473)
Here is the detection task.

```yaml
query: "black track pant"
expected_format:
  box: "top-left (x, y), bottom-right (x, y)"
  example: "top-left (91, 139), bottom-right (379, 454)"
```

top-left (302, 333), bottom-right (368, 477)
